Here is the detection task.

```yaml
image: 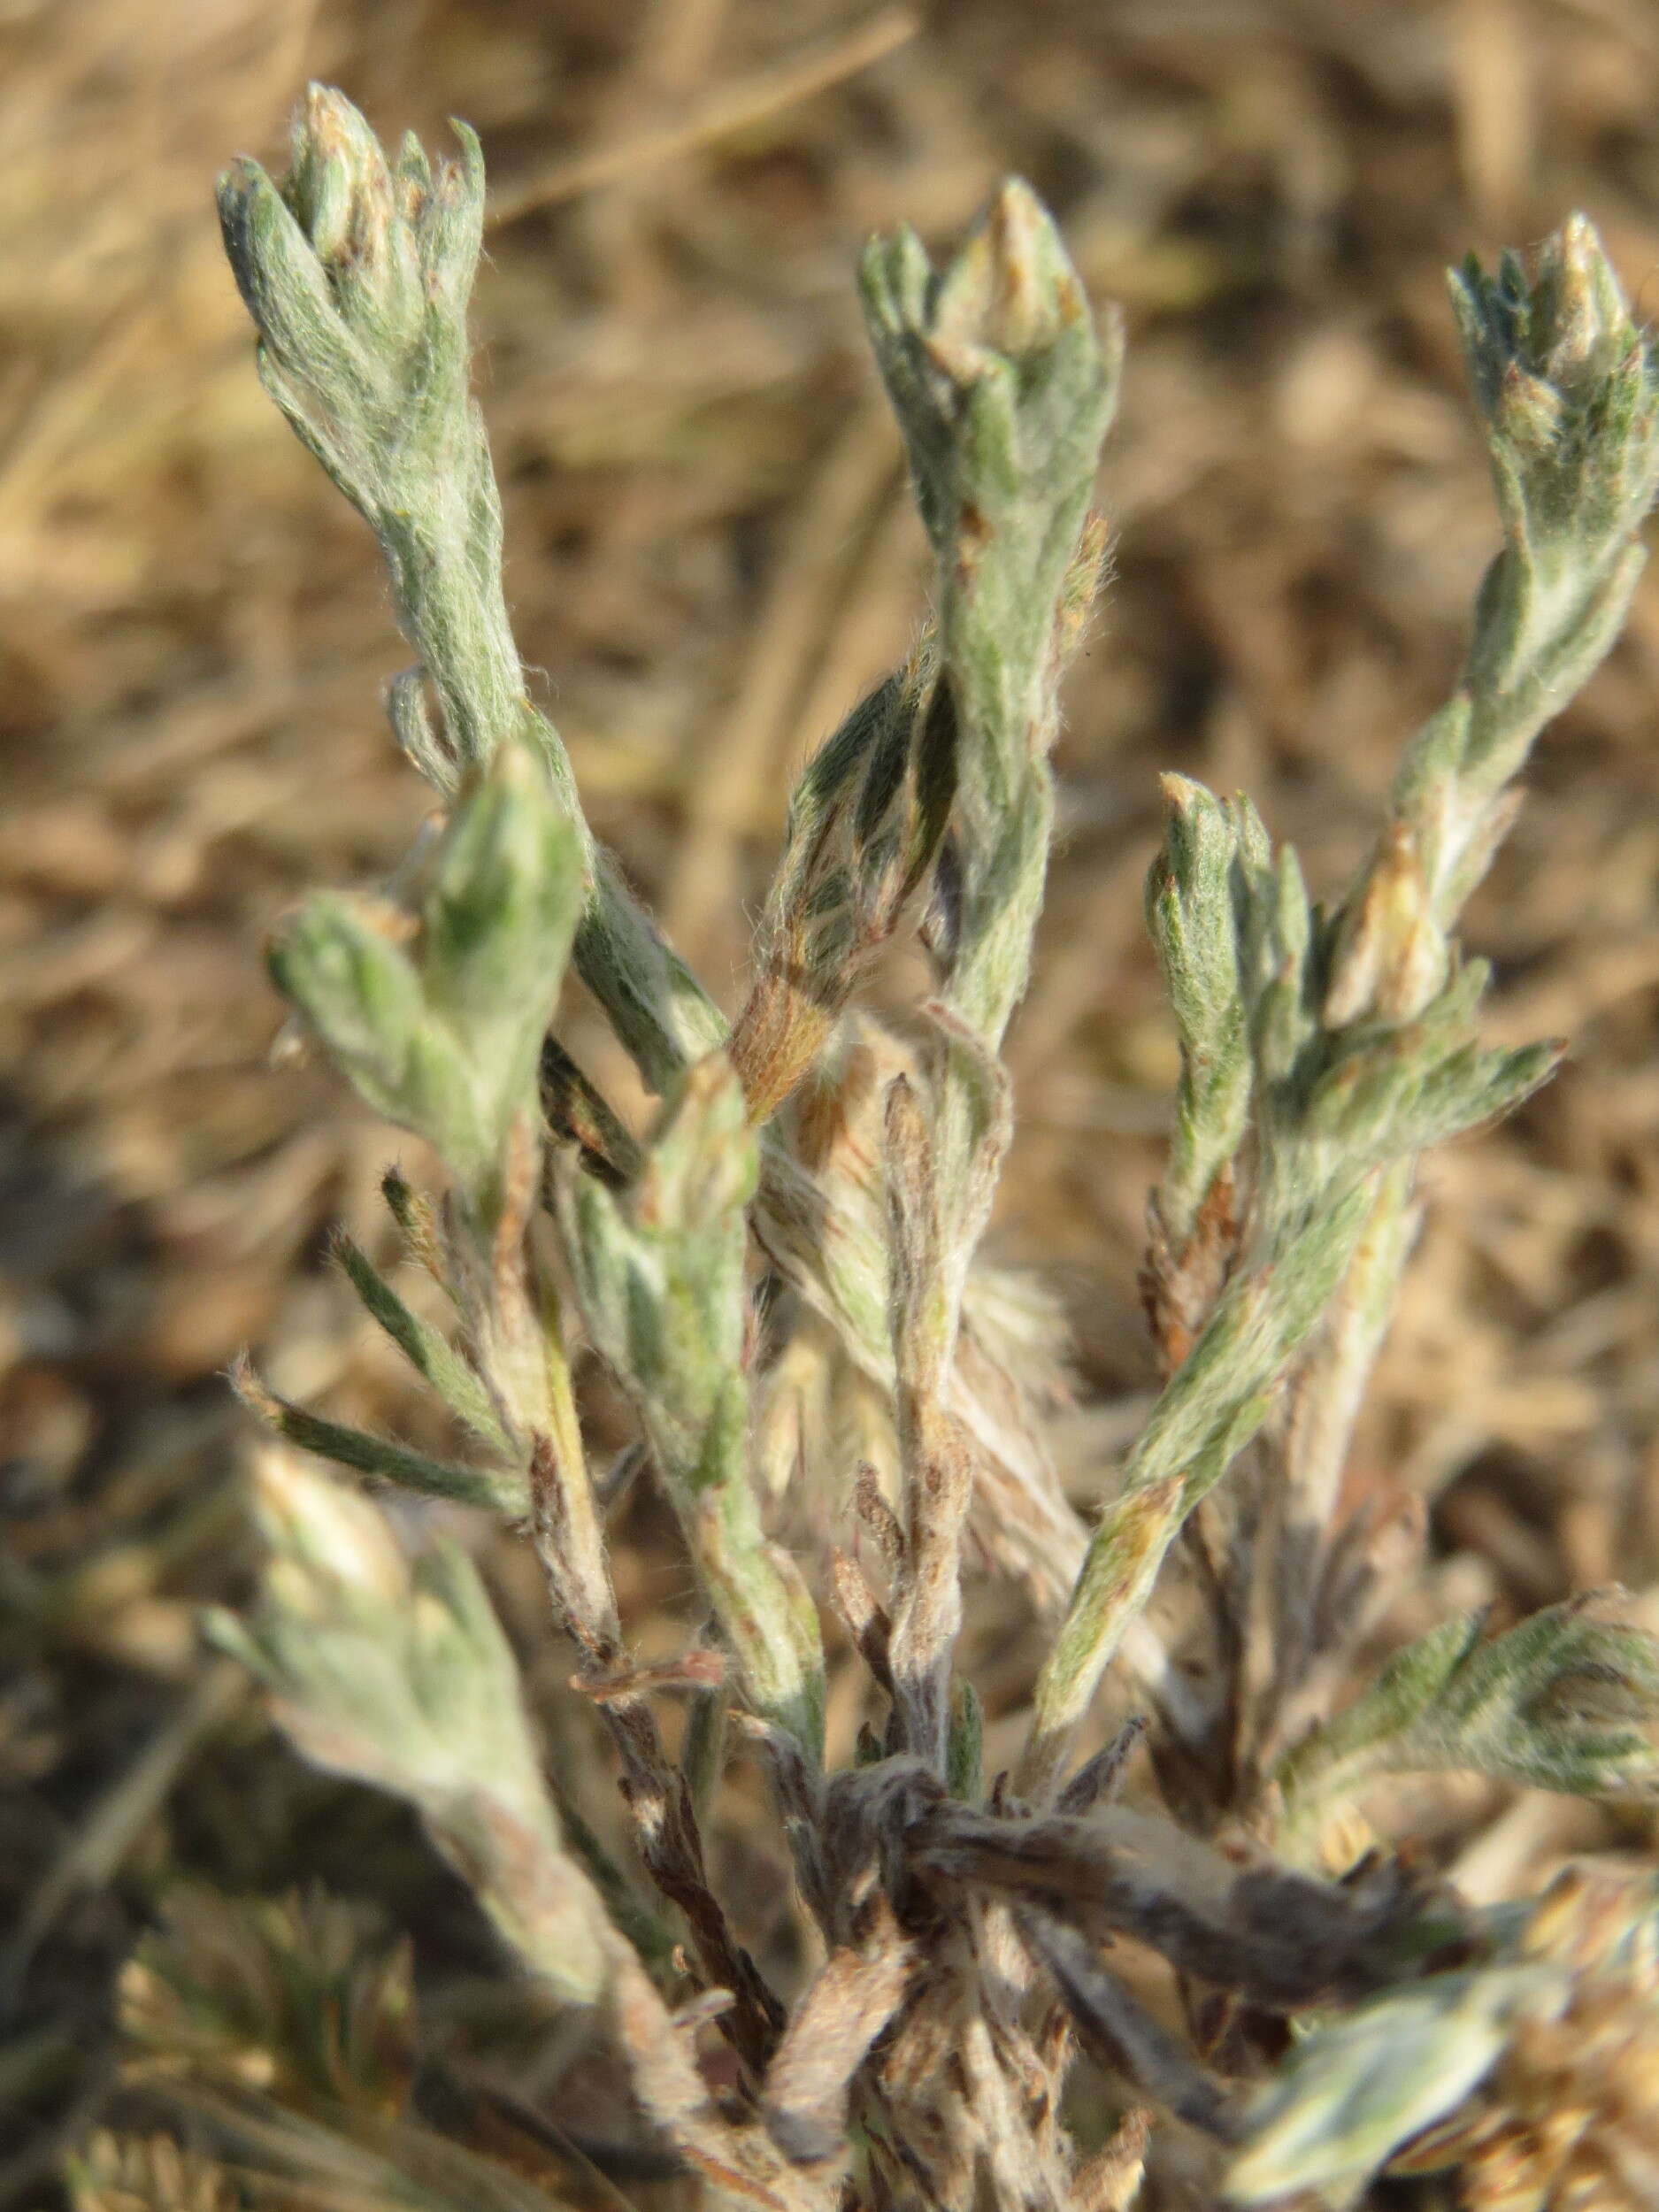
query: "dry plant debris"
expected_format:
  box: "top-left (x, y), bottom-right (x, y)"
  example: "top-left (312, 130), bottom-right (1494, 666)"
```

top-left (6, 7), bottom-right (1659, 2212)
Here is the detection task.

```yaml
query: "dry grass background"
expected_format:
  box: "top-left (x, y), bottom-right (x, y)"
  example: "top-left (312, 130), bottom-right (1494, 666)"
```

top-left (4, 0), bottom-right (1659, 2198)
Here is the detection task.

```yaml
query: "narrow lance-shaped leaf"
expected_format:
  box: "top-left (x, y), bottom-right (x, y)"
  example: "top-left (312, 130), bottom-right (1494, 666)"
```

top-left (330, 1230), bottom-right (515, 1458)
top-left (1275, 1598), bottom-right (1659, 1846)
top-left (1144, 776), bottom-right (1255, 1255)
top-left (230, 1353), bottom-right (524, 1515)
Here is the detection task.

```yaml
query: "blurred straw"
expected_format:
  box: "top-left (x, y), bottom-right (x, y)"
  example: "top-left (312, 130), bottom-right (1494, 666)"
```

top-left (486, 4), bottom-right (919, 221)
top-left (1, 1660), bottom-right (246, 2007)
top-left (1453, 0), bottom-right (1535, 227)
top-left (663, 399), bottom-right (902, 961)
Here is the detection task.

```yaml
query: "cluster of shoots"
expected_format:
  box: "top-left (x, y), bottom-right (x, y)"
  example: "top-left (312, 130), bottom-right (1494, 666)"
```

top-left (90, 87), bottom-right (1659, 2212)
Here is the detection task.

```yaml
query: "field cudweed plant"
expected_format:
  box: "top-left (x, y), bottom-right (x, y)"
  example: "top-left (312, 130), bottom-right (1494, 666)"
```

top-left (83, 86), bottom-right (1659, 2212)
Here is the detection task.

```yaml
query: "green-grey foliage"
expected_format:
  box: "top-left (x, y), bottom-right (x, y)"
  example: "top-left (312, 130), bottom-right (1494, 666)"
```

top-left (561, 1053), bottom-right (826, 1758)
top-left (1277, 1600), bottom-right (1659, 1842)
top-left (1143, 778), bottom-right (1257, 1255)
top-left (1230, 1866), bottom-right (1659, 2201)
top-left (1020, 203), bottom-right (1656, 1799)
top-left (268, 737), bottom-right (582, 1206)
top-left (1225, 1965), bottom-right (1554, 2204)
top-left (204, 1453), bottom-right (611, 2005)
top-left (190, 85), bottom-right (1659, 2212)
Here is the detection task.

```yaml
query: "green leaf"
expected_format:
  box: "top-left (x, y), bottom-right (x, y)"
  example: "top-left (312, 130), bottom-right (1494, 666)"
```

top-left (1277, 1599), bottom-right (1659, 1830)
top-left (421, 745), bottom-right (583, 1040)
top-left (211, 1453), bottom-right (609, 2002)
top-left (267, 892), bottom-right (486, 1178)
top-left (1449, 216), bottom-right (1659, 604)
top-left (268, 741), bottom-right (585, 1198)
top-left (231, 1355), bottom-right (523, 1515)
top-left (946, 1679), bottom-right (983, 1801)
top-left (331, 1232), bottom-right (514, 1457)
top-left (562, 1053), bottom-right (824, 1757)
top-left (1227, 1967), bottom-right (1558, 2204)
top-left (1145, 776), bottom-right (1255, 1247)
top-left (419, 739), bottom-right (586, 1152)
top-left (860, 179), bottom-right (1118, 1058)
